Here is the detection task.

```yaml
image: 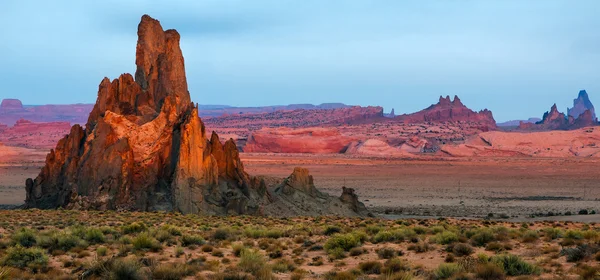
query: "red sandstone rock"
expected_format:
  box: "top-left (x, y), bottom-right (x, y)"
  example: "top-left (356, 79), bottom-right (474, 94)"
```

top-left (24, 15), bottom-right (368, 217)
top-left (568, 90), bottom-right (595, 120)
top-left (518, 103), bottom-right (598, 131)
top-left (244, 127), bottom-right (355, 153)
top-left (395, 95), bottom-right (496, 130)
top-left (0, 99), bottom-right (23, 111)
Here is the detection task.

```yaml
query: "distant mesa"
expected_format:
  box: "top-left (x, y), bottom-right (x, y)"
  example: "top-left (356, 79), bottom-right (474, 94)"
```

top-left (0, 99), bottom-right (24, 111)
top-left (497, 118), bottom-right (541, 127)
top-left (24, 15), bottom-right (369, 217)
top-left (395, 95), bottom-right (496, 130)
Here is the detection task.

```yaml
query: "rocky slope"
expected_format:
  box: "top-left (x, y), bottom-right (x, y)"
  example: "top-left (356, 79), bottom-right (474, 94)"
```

top-left (0, 119), bottom-right (71, 149)
top-left (24, 15), bottom-right (368, 217)
top-left (395, 95), bottom-right (496, 130)
top-left (568, 90), bottom-right (596, 120)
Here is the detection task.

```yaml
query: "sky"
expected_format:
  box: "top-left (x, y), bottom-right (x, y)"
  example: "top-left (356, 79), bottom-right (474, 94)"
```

top-left (1, 0), bottom-right (599, 122)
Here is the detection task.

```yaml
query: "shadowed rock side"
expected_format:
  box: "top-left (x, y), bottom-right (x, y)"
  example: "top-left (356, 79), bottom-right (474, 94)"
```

top-left (568, 90), bottom-right (596, 120)
top-left (265, 168), bottom-right (371, 217)
top-left (24, 15), bottom-right (368, 217)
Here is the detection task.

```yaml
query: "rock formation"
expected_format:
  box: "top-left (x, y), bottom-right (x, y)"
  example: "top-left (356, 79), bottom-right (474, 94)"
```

top-left (518, 103), bottom-right (597, 131)
top-left (568, 90), bottom-right (595, 120)
top-left (24, 15), bottom-right (368, 217)
top-left (395, 95), bottom-right (496, 130)
top-left (244, 127), bottom-right (355, 153)
top-left (0, 99), bottom-right (24, 112)
top-left (268, 168), bottom-right (371, 217)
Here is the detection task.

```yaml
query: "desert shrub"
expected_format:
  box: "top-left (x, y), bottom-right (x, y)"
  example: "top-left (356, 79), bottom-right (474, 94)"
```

top-left (542, 228), bottom-right (562, 240)
top-left (0, 246), bottom-right (48, 269)
top-left (434, 231), bottom-right (459, 245)
top-left (175, 246), bottom-right (184, 258)
top-left (359, 261), bottom-right (383, 274)
top-left (151, 262), bottom-right (198, 280)
top-left (104, 258), bottom-right (144, 280)
top-left (561, 245), bottom-right (598, 262)
top-left (324, 225), bottom-right (343, 236)
top-left (349, 247), bottom-right (365, 256)
top-left (212, 228), bottom-right (231, 241)
top-left (521, 230), bottom-right (539, 243)
top-left (433, 263), bottom-right (461, 279)
top-left (475, 263), bottom-right (505, 280)
top-left (484, 242), bottom-right (505, 253)
top-left (471, 230), bottom-right (495, 247)
top-left (491, 254), bottom-right (540, 276)
top-left (271, 259), bottom-right (295, 273)
top-left (212, 249), bottom-right (225, 257)
top-left (377, 247), bottom-right (397, 259)
top-left (323, 270), bottom-right (357, 280)
top-left (324, 233), bottom-right (361, 253)
top-left (565, 230), bottom-right (584, 240)
top-left (407, 242), bottom-right (432, 253)
top-left (327, 247), bottom-right (346, 260)
top-left (383, 257), bottom-right (410, 273)
top-left (122, 222), bottom-right (147, 234)
top-left (238, 249), bottom-right (267, 274)
top-left (132, 232), bottom-right (162, 252)
top-left (181, 234), bottom-right (205, 247)
top-left (373, 228), bottom-right (416, 243)
top-left (452, 243), bottom-right (474, 257)
top-left (96, 246), bottom-right (108, 257)
top-left (85, 228), bottom-right (106, 244)
top-left (11, 228), bottom-right (37, 248)
top-left (579, 209), bottom-right (589, 215)
top-left (37, 231), bottom-right (81, 252)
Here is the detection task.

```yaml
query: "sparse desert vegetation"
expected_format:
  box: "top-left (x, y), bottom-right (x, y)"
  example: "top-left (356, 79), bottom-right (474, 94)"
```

top-left (0, 210), bottom-right (598, 279)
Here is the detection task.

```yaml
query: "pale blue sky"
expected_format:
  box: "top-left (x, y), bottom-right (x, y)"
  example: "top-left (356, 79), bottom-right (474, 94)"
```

top-left (1, 0), bottom-right (599, 121)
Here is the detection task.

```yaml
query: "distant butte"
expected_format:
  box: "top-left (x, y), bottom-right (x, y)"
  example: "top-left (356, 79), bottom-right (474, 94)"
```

top-left (395, 95), bottom-right (496, 130)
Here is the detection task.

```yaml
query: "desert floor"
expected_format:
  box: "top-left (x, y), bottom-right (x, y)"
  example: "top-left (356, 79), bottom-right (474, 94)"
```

top-left (2, 153), bottom-right (600, 221)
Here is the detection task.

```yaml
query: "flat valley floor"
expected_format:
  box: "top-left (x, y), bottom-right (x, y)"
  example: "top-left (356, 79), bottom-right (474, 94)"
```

top-left (2, 153), bottom-right (600, 221)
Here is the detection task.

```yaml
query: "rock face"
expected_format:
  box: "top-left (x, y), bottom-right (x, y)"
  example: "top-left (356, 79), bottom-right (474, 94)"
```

top-left (25, 15), bottom-right (368, 217)
top-left (518, 103), bottom-right (597, 131)
top-left (267, 168), bottom-right (371, 217)
top-left (345, 139), bottom-right (414, 157)
top-left (244, 127), bottom-right (355, 153)
top-left (0, 120), bottom-right (71, 149)
top-left (568, 90), bottom-right (595, 120)
top-left (395, 95), bottom-right (496, 130)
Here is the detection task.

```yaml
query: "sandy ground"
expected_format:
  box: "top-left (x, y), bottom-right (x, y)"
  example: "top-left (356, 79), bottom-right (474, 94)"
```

top-left (2, 152), bottom-right (600, 221)
top-left (241, 153), bottom-right (600, 221)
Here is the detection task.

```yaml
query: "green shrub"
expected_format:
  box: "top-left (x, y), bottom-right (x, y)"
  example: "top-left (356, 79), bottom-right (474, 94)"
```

top-left (434, 263), bottom-right (461, 279)
top-left (238, 249), bottom-right (268, 274)
top-left (543, 228), bottom-right (562, 240)
top-left (96, 246), bottom-right (108, 257)
top-left (324, 233), bottom-right (361, 253)
top-left (471, 229), bottom-right (495, 246)
top-left (1, 246), bottom-right (48, 269)
top-left (383, 257), bottom-right (410, 273)
top-left (451, 243), bottom-right (474, 257)
top-left (11, 228), bottom-right (37, 248)
top-left (213, 228), bottom-right (231, 241)
top-left (434, 231), bottom-right (459, 245)
top-left (373, 228), bottom-right (416, 243)
top-left (359, 261), bottom-right (383, 274)
top-left (132, 232), bottom-right (162, 252)
top-left (327, 247), bottom-right (346, 260)
top-left (37, 231), bottom-right (81, 252)
top-left (521, 230), bottom-right (539, 243)
top-left (491, 254), bottom-right (540, 276)
top-left (475, 263), bottom-right (505, 280)
top-left (181, 234), bottom-right (205, 247)
top-left (565, 230), bottom-right (584, 240)
top-left (104, 258), bottom-right (144, 280)
top-left (122, 222), bottom-right (147, 234)
top-left (324, 225), bottom-right (343, 236)
top-left (85, 228), bottom-right (106, 244)
top-left (377, 247), bottom-right (397, 259)
top-left (151, 262), bottom-right (198, 280)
